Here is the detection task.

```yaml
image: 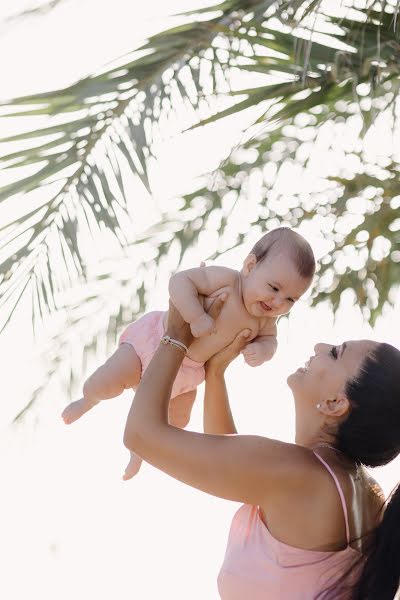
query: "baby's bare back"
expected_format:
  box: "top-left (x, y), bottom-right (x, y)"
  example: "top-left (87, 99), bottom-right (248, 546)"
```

top-left (166, 274), bottom-right (275, 363)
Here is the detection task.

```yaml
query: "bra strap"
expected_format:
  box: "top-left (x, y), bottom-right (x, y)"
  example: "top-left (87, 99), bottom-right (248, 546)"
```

top-left (313, 451), bottom-right (350, 545)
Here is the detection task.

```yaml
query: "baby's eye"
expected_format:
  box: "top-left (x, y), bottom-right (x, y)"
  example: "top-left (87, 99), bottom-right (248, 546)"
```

top-left (287, 298), bottom-right (295, 303)
top-left (330, 346), bottom-right (338, 359)
top-left (269, 284), bottom-right (279, 292)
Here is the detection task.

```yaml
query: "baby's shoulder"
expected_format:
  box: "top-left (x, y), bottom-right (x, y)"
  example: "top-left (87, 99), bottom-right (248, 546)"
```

top-left (204, 265), bottom-right (238, 280)
top-left (205, 266), bottom-right (240, 294)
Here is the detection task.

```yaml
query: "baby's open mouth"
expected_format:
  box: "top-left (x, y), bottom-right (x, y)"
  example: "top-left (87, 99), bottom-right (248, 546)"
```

top-left (260, 301), bottom-right (272, 312)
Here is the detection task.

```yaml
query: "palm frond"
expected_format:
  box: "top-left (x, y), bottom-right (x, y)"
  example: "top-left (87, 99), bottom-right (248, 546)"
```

top-left (167, 91), bottom-right (400, 323)
top-left (4, 0), bottom-right (76, 24)
top-left (13, 253), bottom-right (151, 422)
top-left (2, 0), bottom-right (399, 337)
top-left (2, 0), bottom-right (400, 421)
top-left (0, 1), bottom-right (246, 333)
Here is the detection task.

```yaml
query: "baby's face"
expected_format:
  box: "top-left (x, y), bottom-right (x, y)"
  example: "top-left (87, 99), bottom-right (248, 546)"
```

top-left (240, 253), bottom-right (311, 319)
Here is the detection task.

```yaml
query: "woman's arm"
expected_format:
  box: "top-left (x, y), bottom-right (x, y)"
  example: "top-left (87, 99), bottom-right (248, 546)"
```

top-left (123, 301), bottom-right (308, 505)
top-left (203, 370), bottom-right (237, 434)
top-left (203, 330), bottom-right (251, 434)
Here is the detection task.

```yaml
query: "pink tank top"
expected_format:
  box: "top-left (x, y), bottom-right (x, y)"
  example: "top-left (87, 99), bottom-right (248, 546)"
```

top-left (217, 452), bottom-right (362, 600)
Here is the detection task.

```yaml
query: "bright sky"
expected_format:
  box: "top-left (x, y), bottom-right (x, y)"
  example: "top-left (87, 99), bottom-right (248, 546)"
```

top-left (0, 2), bottom-right (399, 600)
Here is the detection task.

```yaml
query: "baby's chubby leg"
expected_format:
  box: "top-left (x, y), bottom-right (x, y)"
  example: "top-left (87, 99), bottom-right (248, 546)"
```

top-left (168, 389), bottom-right (197, 428)
top-left (122, 389), bottom-right (197, 480)
top-left (62, 344), bottom-right (141, 424)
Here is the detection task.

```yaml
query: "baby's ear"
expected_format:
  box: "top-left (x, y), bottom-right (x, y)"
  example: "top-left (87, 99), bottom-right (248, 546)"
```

top-left (241, 253), bottom-right (257, 275)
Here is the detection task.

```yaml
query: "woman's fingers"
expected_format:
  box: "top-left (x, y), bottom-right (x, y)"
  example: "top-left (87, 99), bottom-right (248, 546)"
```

top-left (206, 329), bottom-right (251, 372)
top-left (233, 329), bottom-right (252, 350)
top-left (207, 293), bottom-right (227, 322)
top-left (168, 298), bottom-right (186, 327)
top-left (199, 260), bottom-right (226, 322)
top-left (167, 299), bottom-right (194, 347)
top-left (220, 329), bottom-right (251, 360)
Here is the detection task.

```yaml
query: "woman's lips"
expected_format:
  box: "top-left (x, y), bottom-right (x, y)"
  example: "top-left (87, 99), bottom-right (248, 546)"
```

top-left (297, 361), bottom-right (310, 373)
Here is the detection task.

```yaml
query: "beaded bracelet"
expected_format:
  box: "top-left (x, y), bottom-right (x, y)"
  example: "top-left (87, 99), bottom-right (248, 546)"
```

top-left (160, 335), bottom-right (188, 354)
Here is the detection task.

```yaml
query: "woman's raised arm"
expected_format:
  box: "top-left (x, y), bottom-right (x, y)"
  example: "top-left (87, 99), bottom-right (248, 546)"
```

top-left (123, 298), bottom-right (306, 505)
top-left (203, 329), bottom-right (250, 435)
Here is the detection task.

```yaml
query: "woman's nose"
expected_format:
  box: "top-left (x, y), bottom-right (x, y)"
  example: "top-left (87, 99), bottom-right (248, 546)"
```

top-left (314, 343), bottom-right (330, 354)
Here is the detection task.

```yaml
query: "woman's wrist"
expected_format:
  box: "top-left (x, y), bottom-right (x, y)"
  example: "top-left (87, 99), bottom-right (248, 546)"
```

top-left (165, 328), bottom-right (193, 350)
top-left (205, 362), bottom-right (227, 377)
top-left (160, 335), bottom-right (188, 354)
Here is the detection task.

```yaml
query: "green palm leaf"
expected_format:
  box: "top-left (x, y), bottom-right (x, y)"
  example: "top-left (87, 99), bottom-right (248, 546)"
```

top-left (1, 0), bottom-right (400, 418)
top-left (14, 254), bottom-right (149, 422)
top-left (2, 0), bottom-right (399, 337)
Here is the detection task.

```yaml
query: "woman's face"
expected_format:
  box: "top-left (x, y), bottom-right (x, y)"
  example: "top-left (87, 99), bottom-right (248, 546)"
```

top-left (288, 339), bottom-right (379, 408)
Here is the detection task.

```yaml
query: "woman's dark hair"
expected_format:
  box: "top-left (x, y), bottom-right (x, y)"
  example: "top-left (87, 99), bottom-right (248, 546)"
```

top-left (335, 342), bottom-right (400, 599)
top-left (250, 227), bottom-right (316, 280)
top-left (351, 484), bottom-right (400, 600)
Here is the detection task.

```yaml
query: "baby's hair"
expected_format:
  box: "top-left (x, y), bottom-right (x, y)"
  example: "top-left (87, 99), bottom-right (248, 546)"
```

top-left (250, 227), bottom-right (315, 280)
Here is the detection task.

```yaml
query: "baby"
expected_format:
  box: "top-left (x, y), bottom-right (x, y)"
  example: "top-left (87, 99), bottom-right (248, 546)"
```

top-left (62, 227), bottom-right (315, 479)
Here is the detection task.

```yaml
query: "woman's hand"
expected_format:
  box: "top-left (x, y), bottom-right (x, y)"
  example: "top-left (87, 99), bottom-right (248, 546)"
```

top-left (166, 292), bottom-right (227, 350)
top-left (206, 329), bottom-right (251, 375)
top-left (166, 298), bottom-right (193, 349)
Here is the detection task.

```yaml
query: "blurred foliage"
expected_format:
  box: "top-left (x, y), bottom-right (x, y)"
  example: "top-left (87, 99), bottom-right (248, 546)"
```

top-left (0, 0), bottom-right (399, 416)
top-left (173, 134), bottom-right (400, 325)
top-left (4, 0), bottom-right (76, 24)
top-left (14, 254), bottom-right (150, 421)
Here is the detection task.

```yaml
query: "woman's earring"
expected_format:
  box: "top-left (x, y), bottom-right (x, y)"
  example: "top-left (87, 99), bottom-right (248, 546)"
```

top-left (316, 403), bottom-right (321, 409)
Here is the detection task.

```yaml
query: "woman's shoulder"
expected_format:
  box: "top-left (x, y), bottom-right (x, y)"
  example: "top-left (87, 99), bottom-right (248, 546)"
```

top-left (260, 444), bottom-right (359, 507)
top-left (256, 442), bottom-right (322, 493)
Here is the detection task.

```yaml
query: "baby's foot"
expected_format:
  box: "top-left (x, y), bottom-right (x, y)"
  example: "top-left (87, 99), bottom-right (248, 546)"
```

top-left (123, 452), bottom-right (143, 480)
top-left (61, 398), bottom-right (97, 424)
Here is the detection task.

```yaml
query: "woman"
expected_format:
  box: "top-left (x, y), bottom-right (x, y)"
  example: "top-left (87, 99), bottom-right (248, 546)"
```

top-left (124, 296), bottom-right (400, 599)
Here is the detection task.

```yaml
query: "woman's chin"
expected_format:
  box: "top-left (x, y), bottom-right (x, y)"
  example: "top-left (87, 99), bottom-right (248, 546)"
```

top-left (287, 372), bottom-right (295, 387)
top-left (287, 368), bottom-right (303, 388)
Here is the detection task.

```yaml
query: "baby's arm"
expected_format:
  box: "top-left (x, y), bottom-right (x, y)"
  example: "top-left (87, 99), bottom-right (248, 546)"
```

top-left (169, 266), bottom-right (236, 337)
top-left (241, 320), bottom-right (278, 367)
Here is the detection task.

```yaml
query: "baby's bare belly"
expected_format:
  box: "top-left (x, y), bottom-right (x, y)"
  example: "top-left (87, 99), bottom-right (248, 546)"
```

top-left (165, 291), bottom-right (265, 363)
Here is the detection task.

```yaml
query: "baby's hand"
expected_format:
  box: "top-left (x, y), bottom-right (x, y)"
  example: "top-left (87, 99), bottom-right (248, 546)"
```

top-left (241, 340), bottom-right (275, 367)
top-left (190, 312), bottom-right (216, 337)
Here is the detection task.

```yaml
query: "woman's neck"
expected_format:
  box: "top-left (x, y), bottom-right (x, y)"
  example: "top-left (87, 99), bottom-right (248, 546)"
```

top-left (295, 427), bottom-right (337, 449)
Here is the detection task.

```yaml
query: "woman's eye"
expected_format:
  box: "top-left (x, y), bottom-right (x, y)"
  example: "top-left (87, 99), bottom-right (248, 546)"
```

top-left (330, 346), bottom-right (338, 359)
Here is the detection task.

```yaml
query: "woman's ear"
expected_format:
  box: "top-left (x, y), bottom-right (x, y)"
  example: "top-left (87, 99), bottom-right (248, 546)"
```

top-left (325, 392), bottom-right (351, 418)
top-left (241, 253), bottom-right (257, 276)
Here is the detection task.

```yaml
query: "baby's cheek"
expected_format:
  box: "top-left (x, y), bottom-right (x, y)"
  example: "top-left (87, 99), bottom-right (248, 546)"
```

top-left (278, 303), bottom-right (292, 315)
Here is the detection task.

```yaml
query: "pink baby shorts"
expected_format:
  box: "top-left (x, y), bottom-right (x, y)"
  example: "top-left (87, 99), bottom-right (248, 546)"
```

top-left (119, 310), bottom-right (205, 398)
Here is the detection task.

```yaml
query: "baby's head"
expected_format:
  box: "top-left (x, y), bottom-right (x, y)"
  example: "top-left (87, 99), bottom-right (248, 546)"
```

top-left (240, 227), bottom-right (315, 319)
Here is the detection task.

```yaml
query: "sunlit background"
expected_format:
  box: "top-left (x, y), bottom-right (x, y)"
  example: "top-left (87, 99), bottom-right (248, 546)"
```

top-left (0, 2), bottom-right (399, 599)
